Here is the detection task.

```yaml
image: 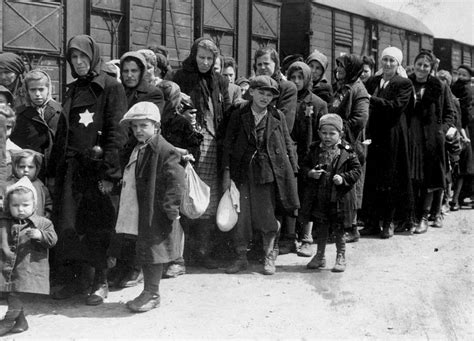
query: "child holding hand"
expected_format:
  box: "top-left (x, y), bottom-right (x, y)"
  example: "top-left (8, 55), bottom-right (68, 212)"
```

top-left (299, 114), bottom-right (361, 272)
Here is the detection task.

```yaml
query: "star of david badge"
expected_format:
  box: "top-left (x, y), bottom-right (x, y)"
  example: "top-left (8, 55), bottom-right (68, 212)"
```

top-left (79, 109), bottom-right (95, 127)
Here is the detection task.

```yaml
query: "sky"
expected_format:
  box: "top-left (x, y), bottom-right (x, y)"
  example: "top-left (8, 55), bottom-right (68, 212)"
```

top-left (369, 0), bottom-right (474, 45)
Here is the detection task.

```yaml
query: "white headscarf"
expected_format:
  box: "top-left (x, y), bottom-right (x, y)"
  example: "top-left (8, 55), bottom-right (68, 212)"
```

top-left (375, 46), bottom-right (408, 78)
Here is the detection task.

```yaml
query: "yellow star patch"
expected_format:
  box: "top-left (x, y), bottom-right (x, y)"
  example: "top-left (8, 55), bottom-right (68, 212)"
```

top-left (79, 109), bottom-right (95, 127)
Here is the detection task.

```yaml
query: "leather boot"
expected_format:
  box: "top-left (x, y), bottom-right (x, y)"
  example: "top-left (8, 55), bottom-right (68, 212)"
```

top-left (344, 225), bottom-right (360, 243)
top-left (262, 233), bottom-right (277, 275)
top-left (381, 222), bottom-right (394, 239)
top-left (225, 250), bottom-right (249, 274)
top-left (307, 238), bottom-right (327, 269)
top-left (432, 214), bottom-right (443, 228)
top-left (0, 310), bottom-right (21, 336)
top-left (414, 215), bottom-right (429, 234)
top-left (86, 269), bottom-right (109, 306)
top-left (332, 253), bottom-right (346, 272)
top-left (10, 310), bottom-right (28, 334)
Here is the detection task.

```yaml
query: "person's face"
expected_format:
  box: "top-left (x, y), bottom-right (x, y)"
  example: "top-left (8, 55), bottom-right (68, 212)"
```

top-left (249, 88), bottom-right (274, 111)
top-left (381, 55), bottom-right (398, 78)
top-left (9, 191), bottom-right (35, 220)
top-left (318, 124), bottom-right (341, 148)
top-left (289, 71), bottom-right (305, 91)
top-left (27, 79), bottom-right (49, 106)
top-left (144, 61), bottom-right (155, 84)
top-left (457, 68), bottom-right (471, 82)
top-left (0, 69), bottom-right (18, 87)
top-left (255, 53), bottom-right (276, 76)
top-left (0, 93), bottom-right (9, 105)
top-left (181, 108), bottom-right (197, 126)
top-left (336, 62), bottom-right (346, 81)
top-left (222, 66), bottom-right (235, 83)
top-left (196, 47), bottom-right (214, 73)
top-left (239, 83), bottom-right (250, 96)
top-left (414, 57), bottom-right (432, 82)
top-left (214, 57), bottom-right (222, 73)
top-left (308, 61), bottom-right (324, 82)
top-left (131, 119), bottom-right (156, 142)
top-left (70, 49), bottom-right (91, 77)
top-left (360, 64), bottom-right (372, 81)
top-left (15, 156), bottom-right (37, 180)
top-left (122, 60), bottom-right (141, 88)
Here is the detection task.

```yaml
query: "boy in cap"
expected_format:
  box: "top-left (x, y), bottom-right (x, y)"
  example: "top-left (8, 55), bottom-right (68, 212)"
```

top-left (110, 101), bottom-right (185, 312)
top-left (222, 75), bottom-right (299, 275)
top-left (299, 114), bottom-right (361, 272)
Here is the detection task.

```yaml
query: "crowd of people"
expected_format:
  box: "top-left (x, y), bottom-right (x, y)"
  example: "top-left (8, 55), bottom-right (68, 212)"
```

top-left (0, 33), bottom-right (472, 335)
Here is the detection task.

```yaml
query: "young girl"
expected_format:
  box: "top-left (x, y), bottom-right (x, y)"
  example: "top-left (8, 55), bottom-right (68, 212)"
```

top-left (299, 114), bottom-right (361, 272)
top-left (222, 75), bottom-right (299, 275)
top-left (7, 150), bottom-right (52, 218)
top-left (0, 176), bottom-right (57, 336)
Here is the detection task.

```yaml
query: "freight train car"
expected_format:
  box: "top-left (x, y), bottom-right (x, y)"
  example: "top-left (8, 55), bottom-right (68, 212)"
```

top-left (434, 38), bottom-right (474, 73)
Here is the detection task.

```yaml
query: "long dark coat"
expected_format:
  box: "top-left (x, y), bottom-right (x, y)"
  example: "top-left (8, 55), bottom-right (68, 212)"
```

top-left (299, 142), bottom-right (361, 227)
top-left (0, 215), bottom-right (57, 294)
top-left (407, 75), bottom-right (455, 189)
top-left (363, 74), bottom-right (414, 219)
top-left (134, 133), bottom-right (185, 264)
top-left (222, 103), bottom-right (300, 214)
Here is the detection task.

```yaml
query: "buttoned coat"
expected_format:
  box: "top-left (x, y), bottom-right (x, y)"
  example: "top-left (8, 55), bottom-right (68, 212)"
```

top-left (223, 103), bottom-right (299, 214)
top-left (0, 215), bottom-right (57, 294)
top-left (133, 133), bottom-right (185, 264)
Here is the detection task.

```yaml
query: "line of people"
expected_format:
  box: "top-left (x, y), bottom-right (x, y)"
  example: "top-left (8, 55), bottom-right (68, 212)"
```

top-left (0, 34), bottom-right (472, 336)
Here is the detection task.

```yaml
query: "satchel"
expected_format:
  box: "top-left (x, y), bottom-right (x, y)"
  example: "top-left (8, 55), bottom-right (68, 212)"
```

top-left (216, 180), bottom-right (240, 232)
top-left (180, 163), bottom-right (210, 219)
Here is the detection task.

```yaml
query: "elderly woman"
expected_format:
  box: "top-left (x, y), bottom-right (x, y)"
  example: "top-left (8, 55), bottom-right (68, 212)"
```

top-left (407, 51), bottom-right (456, 233)
top-left (172, 37), bottom-right (231, 268)
top-left (361, 47), bottom-right (414, 239)
top-left (0, 52), bottom-right (28, 109)
top-left (49, 35), bottom-right (127, 304)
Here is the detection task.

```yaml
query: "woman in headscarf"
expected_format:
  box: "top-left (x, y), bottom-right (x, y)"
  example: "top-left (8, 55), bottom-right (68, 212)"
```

top-left (0, 52), bottom-right (28, 109)
top-left (286, 61), bottom-right (327, 256)
top-left (49, 35), bottom-right (128, 305)
top-left (361, 46), bottom-right (414, 239)
top-left (407, 51), bottom-right (456, 233)
top-left (306, 49), bottom-right (333, 104)
top-left (328, 54), bottom-right (370, 243)
top-left (172, 37), bottom-right (231, 269)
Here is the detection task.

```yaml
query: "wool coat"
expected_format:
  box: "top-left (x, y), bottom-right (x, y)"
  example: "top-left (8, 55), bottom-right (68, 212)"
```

top-left (363, 74), bottom-right (414, 220)
top-left (133, 133), bottom-right (185, 264)
top-left (223, 103), bottom-right (300, 215)
top-left (299, 142), bottom-right (361, 227)
top-left (407, 75), bottom-right (455, 189)
top-left (0, 215), bottom-right (57, 294)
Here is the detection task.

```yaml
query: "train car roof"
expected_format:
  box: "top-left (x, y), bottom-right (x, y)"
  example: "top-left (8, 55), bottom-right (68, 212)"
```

top-left (313, 0), bottom-right (433, 36)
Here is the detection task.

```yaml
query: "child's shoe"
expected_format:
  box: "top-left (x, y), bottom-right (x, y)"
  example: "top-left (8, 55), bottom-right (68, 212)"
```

top-left (307, 253), bottom-right (326, 269)
top-left (262, 250), bottom-right (277, 275)
top-left (297, 242), bottom-right (314, 257)
top-left (10, 310), bottom-right (28, 334)
top-left (0, 310), bottom-right (20, 336)
top-left (332, 253), bottom-right (346, 272)
top-left (127, 291), bottom-right (160, 312)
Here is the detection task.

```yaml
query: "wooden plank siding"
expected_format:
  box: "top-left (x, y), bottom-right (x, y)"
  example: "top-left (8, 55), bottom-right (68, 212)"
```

top-left (309, 3), bottom-right (332, 80)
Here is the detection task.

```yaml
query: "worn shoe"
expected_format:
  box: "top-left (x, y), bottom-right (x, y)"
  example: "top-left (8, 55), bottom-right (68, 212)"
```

top-left (297, 242), bottom-right (314, 257)
top-left (86, 283), bottom-right (109, 306)
top-left (381, 223), bottom-right (394, 239)
top-left (307, 254), bottom-right (326, 269)
top-left (127, 291), bottom-right (160, 313)
top-left (345, 227), bottom-right (360, 243)
top-left (0, 310), bottom-right (20, 336)
top-left (332, 253), bottom-right (346, 272)
top-left (225, 257), bottom-right (249, 274)
top-left (262, 251), bottom-right (276, 275)
top-left (9, 310), bottom-right (28, 334)
top-left (163, 264), bottom-right (186, 278)
top-left (414, 217), bottom-right (429, 234)
top-left (432, 215), bottom-right (443, 228)
top-left (449, 201), bottom-right (460, 211)
top-left (119, 269), bottom-right (143, 288)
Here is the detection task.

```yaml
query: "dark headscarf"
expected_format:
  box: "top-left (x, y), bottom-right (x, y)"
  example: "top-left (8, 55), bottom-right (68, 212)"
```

top-left (66, 35), bottom-right (102, 79)
top-left (119, 51), bottom-right (146, 87)
top-left (335, 54), bottom-right (364, 84)
top-left (0, 53), bottom-right (26, 75)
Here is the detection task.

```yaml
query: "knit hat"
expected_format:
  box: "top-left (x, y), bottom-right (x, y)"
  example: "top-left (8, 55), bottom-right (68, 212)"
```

top-left (249, 75), bottom-right (280, 96)
top-left (306, 49), bottom-right (329, 72)
top-left (120, 101), bottom-right (161, 125)
top-left (319, 113), bottom-right (343, 132)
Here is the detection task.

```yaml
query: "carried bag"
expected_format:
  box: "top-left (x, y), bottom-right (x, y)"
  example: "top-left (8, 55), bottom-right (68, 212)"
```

top-left (216, 180), bottom-right (240, 232)
top-left (180, 163), bottom-right (210, 219)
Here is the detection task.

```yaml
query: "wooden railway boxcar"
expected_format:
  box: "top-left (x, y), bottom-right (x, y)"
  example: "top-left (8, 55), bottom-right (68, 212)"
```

top-left (434, 38), bottom-right (474, 73)
top-left (280, 0), bottom-right (434, 81)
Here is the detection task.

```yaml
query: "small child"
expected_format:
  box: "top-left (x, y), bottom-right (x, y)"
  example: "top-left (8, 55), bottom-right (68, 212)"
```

top-left (110, 101), bottom-right (185, 312)
top-left (299, 114), bottom-right (361, 272)
top-left (7, 150), bottom-right (52, 218)
top-left (222, 75), bottom-right (299, 275)
top-left (9, 70), bottom-right (61, 177)
top-left (0, 176), bottom-right (57, 336)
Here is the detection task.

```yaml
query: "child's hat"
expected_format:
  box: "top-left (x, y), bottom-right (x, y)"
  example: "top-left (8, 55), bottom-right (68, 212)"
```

top-left (6, 176), bottom-right (38, 206)
top-left (249, 75), bottom-right (280, 96)
top-left (235, 77), bottom-right (250, 86)
top-left (319, 113), bottom-right (343, 132)
top-left (120, 102), bottom-right (161, 125)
